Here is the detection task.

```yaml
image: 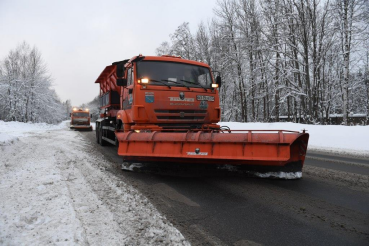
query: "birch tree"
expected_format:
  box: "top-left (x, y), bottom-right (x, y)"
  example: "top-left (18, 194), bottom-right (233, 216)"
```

top-left (333, 0), bottom-right (366, 124)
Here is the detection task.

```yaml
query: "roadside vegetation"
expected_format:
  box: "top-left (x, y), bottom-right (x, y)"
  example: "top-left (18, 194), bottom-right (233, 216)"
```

top-left (0, 42), bottom-right (68, 124)
top-left (157, 0), bottom-right (369, 125)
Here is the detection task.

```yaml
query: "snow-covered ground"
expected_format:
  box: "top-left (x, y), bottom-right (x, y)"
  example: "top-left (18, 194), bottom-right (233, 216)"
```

top-left (0, 120), bottom-right (65, 146)
top-left (0, 120), bottom-right (368, 245)
top-left (0, 121), bottom-right (189, 245)
top-left (220, 122), bottom-right (369, 157)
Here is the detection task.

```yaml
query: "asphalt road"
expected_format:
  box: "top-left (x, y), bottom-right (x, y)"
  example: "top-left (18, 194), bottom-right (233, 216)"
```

top-left (81, 130), bottom-right (369, 246)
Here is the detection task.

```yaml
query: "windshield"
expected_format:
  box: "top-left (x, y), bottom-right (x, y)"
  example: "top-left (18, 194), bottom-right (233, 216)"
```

top-left (137, 61), bottom-right (213, 89)
top-left (72, 112), bottom-right (89, 117)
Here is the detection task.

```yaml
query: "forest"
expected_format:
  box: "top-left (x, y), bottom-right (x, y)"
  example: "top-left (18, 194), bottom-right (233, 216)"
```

top-left (156, 0), bottom-right (369, 125)
top-left (0, 42), bottom-right (68, 124)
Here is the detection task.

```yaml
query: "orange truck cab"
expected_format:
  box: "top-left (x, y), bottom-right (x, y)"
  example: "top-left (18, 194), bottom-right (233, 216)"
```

top-left (95, 55), bottom-right (221, 143)
top-left (70, 108), bottom-right (93, 131)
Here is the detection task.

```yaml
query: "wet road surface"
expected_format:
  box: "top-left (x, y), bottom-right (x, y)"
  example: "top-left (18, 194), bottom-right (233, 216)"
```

top-left (81, 130), bottom-right (369, 245)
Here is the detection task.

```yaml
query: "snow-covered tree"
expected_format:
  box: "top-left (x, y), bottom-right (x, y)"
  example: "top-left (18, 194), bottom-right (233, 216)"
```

top-left (156, 0), bottom-right (369, 125)
top-left (0, 42), bottom-right (65, 124)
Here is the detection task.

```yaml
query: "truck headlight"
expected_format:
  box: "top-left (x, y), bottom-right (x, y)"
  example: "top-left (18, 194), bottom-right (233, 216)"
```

top-left (141, 78), bottom-right (149, 84)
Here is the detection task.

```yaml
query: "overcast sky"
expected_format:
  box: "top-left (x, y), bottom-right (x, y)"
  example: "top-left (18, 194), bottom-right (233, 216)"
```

top-left (0, 0), bottom-right (218, 106)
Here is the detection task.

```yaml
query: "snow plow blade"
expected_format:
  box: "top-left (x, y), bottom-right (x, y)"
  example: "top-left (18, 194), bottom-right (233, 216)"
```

top-left (116, 130), bottom-right (309, 173)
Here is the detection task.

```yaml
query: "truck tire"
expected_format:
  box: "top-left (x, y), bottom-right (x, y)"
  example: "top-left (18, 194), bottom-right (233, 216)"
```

top-left (96, 123), bottom-right (100, 144)
top-left (115, 120), bottom-right (123, 146)
top-left (99, 124), bottom-right (107, 146)
top-left (115, 134), bottom-right (119, 146)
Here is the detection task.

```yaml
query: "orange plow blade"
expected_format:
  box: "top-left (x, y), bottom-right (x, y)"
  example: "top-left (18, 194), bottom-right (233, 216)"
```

top-left (116, 130), bottom-right (309, 173)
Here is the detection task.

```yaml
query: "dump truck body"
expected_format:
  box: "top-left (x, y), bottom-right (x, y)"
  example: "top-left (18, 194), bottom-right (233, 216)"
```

top-left (95, 55), bottom-right (309, 175)
top-left (70, 108), bottom-right (93, 131)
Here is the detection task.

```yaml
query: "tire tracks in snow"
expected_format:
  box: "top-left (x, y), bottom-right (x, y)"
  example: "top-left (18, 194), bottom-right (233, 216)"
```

top-left (1, 127), bottom-right (189, 246)
top-left (0, 131), bottom-right (87, 245)
top-left (49, 129), bottom-right (189, 245)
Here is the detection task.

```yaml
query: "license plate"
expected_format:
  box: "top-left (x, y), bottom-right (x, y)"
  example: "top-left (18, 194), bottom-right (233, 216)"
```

top-left (197, 95), bottom-right (214, 101)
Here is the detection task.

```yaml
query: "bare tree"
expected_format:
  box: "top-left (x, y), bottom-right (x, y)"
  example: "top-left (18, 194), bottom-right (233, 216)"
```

top-left (333, 0), bottom-right (366, 124)
top-left (155, 41), bottom-right (172, 56)
top-left (155, 0), bottom-right (369, 124)
top-left (0, 42), bottom-right (65, 123)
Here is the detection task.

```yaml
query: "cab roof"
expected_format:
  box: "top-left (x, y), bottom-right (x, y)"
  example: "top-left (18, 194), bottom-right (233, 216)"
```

top-left (136, 55), bottom-right (211, 68)
top-left (95, 55), bottom-right (211, 84)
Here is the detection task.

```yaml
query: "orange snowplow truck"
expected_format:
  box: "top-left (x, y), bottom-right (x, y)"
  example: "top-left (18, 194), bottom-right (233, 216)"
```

top-left (70, 107), bottom-right (93, 131)
top-left (95, 55), bottom-right (309, 173)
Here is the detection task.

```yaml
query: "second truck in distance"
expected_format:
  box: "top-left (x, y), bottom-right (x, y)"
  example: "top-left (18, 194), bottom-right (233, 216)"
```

top-left (70, 107), bottom-right (93, 131)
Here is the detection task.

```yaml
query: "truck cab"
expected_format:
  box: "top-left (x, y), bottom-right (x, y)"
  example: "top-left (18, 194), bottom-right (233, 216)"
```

top-left (119, 55), bottom-right (221, 131)
top-left (70, 108), bottom-right (93, 131)
top-left (95, 55), bottom-right (222, 145)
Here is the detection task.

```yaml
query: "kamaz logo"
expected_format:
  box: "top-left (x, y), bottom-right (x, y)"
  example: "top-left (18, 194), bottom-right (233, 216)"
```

top-left (179, 92), bottom-right (185, 100)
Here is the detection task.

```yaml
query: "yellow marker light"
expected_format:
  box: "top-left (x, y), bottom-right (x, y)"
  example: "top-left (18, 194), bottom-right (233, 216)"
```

top-left (211, 83), bottom-right (219, 88)
top-left (134, 130), bottom-right (140, 133)
top-left (73, 107), bottom-right (77, 111)
top-left (137, 79), bottom-right (141, 83)
top-left (141, 78), bottom-right (149, 84)
top-left (86, 108), bottom-right (89, 111)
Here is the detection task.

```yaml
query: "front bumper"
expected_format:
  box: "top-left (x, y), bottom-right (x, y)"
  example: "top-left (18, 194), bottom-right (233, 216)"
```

top-left (70, 125), bottom-right (93, 131)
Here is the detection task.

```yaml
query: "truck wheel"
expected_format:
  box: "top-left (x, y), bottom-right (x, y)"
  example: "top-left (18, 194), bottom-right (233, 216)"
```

top-left (96, 123), bottom-right (100, 144)
top-left (115, 121), bottom-right (123, 146)
top-left (99, 125), bottom-right (107, 146)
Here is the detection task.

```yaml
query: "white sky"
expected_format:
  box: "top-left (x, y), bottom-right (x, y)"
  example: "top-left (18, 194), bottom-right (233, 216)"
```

top-left (0, 0), bottom-right (218, 106)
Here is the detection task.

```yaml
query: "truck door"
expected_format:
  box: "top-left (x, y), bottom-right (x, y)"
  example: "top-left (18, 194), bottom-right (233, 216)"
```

top-left (123, 67), bottom-right (134, 110)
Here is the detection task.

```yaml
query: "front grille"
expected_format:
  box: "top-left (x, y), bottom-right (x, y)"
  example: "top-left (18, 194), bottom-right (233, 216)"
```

top-left (157, 123), bottom-right (203, 129)
top-left (157, 116), bottom-right (205, 120)
top-left (155, 110), bottom-right (207, 113)
top-left (155, 109), bottom-right (207, 121)
top-left (72, 118), bottom-right (88, 125)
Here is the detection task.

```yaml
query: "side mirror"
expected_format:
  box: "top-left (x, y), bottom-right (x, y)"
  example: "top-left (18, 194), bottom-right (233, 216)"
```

top-left (116, 62), bottom-right (125, 78)
top-left (216, 76), bottom-right (222, 88)
top-left (69, 113), bottom-right (71, 117)
top-left (90, 114), bottom-right (92, 118)
top-left (117, 78), bottom-right (127, 86)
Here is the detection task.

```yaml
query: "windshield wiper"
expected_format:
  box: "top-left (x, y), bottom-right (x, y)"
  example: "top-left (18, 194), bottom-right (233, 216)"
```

top-left (161, 79), bottom-right (190, 90)
top-left (180, 80), bottom-right (207, 91)
top-left (147, 79), bottom-right (171, 89)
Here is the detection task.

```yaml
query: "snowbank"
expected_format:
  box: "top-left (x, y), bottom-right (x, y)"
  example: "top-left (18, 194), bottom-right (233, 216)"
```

top-left (0, 121), bottom-right (189, 245)
top-left (220, 122), bottom-right (369, 157)
top-left (90, 122), bottom-right (96, 130)
top-left (0, 120), bottom-right (67, 146)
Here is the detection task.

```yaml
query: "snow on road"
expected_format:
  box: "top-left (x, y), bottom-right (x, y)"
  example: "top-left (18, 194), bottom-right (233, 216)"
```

top-left (1, 120), bottom-right (368, 245)
top-left (0, 121), bottom-right (189, 245)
